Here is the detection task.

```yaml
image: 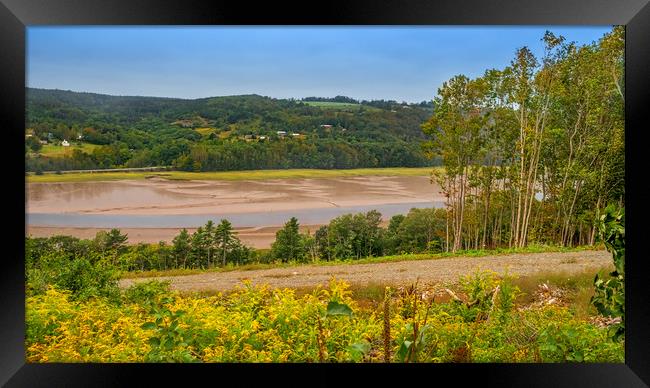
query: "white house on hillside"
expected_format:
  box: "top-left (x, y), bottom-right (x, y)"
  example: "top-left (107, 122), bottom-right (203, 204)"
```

top-left (61, 140), bottom-right (70, 147)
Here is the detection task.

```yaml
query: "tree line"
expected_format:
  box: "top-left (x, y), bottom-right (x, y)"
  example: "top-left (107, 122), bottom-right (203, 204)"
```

top-left (421, 27), bottom-right (624, 251)
top-left (302, 95), bottom-right (433, 109)
top-left (26, 207), bottom-right (449, 274)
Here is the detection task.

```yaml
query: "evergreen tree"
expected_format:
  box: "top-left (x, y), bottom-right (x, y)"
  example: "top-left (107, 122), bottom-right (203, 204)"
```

top-left (204, 220), bottom-right (216, 268)
top-left (271, 217), bottom-right (306, 263)
top-left (215, 219), bottom-right (239, 266)
top-left (172, 229), bottom-right (191, 268)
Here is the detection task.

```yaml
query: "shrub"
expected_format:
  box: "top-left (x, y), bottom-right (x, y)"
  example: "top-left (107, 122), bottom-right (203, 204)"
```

top-left (123, 280), bottom-right (172, 305)
top-left (591, 205), bottom-right (625, 341)
top-left (27, 252), bottom-right (121, 302)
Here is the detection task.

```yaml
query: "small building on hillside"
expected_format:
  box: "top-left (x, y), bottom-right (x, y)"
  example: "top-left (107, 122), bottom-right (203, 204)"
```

top-left (319, 124), bottom-right (333, 128)
top-left (276, 131), bottom-right (287, 137)
top-left (61, 140), bottom-right (70, 147)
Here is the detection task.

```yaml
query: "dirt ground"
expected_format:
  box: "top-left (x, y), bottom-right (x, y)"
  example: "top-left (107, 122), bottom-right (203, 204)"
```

top-left (119, 250), bottom-right (612, 293)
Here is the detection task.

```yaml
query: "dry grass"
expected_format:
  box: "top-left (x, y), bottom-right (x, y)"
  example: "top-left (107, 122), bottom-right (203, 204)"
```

top-left (510, 266), bottom-right (612, 318)
top-left (280, 265), bottom-right (611, 315)
top-left (195, 127), bottom-right (217, 135)
top-left (120, 263), bottom-right (282, 279)
top-left (27, 167), bottom-right (436, 183)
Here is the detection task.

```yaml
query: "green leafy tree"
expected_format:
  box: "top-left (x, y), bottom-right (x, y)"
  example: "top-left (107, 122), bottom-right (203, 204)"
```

top-left (156, 241), bottom-right (171, 270)
top-left (327, 214), bottom-right (356, 260)
top-left (93, 228), bottom-right (128, 266)
top-left (422, 74), bottom-right (488, 252)
top-left (394, 208), bottom-right (446, 254)
top-left (314, 226), bottom-right (331, 261)
top-left (385, 214), bottom-right (406, 254)
top-left (26, 136), bottom-right (43, 152)
top-left (324, 211), bottom-right (385, 260)
top-left (356, 210), bottom-right (383, 258)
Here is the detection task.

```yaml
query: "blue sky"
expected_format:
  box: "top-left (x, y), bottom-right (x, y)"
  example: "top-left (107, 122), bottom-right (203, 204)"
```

top-left (27, 26), bottom-right (613, 103)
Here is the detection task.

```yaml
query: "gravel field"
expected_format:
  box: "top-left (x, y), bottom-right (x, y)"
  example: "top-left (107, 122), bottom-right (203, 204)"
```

top-left (119, 250), bottom-right (612, 292)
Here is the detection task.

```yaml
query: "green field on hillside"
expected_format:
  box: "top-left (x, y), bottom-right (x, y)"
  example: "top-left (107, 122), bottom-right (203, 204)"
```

top-left (303, 101), bottom-right (381, 112)
top-left (39, 143), bottom-right (100, 158)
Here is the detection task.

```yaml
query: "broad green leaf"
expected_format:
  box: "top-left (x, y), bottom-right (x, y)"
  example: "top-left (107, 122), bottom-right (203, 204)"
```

top-left (182, 353), bottom-right (195, 363)
top-left (141, 322), bottom-right (156, 330)
top-left (348, 341), bottom-right (371, 355)
top-left (326, 301), bottom-right (353, 317)
top-left (396, 340), bottom-right (413, 362)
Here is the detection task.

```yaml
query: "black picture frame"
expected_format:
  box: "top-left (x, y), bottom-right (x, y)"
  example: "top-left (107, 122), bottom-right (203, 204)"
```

top-left (2, 0), bottom-right (649, 386)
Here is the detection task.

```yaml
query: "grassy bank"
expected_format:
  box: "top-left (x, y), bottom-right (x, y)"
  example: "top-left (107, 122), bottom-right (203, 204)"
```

top-left (121, 244), bottom-right (604, 280)
top-left (27, 166), bottom-right (437, 183)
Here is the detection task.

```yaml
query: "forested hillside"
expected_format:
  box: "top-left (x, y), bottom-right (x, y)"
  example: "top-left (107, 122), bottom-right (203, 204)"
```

top-left (25, 89), bottom-right (436, 172)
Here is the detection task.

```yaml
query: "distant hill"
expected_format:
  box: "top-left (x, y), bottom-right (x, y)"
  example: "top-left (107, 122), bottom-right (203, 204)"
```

top-left (26, 88), bottom-right (438, 172)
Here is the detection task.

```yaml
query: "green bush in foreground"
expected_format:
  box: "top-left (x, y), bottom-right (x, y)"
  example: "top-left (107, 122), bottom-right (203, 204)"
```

top-left (591, 205), bottom-right (625, 341)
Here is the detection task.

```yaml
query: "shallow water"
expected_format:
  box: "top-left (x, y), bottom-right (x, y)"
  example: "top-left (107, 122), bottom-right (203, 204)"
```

top-left (27, 201), bottom-right (444, 228)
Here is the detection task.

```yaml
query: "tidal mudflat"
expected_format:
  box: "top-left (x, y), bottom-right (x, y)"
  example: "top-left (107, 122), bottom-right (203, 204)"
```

top-left (26, 175), bottom-right (444, 247)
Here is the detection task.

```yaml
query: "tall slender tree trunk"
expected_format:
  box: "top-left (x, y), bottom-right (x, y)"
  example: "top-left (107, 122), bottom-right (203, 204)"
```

top-left (481, 177), bottom-right (491, 249)
top-left (454, 166), bottom-right (468, 252)
top-left (562, 180), bottom-right (582, 246)
top-left (445, 206), bottom-right (450, 253)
